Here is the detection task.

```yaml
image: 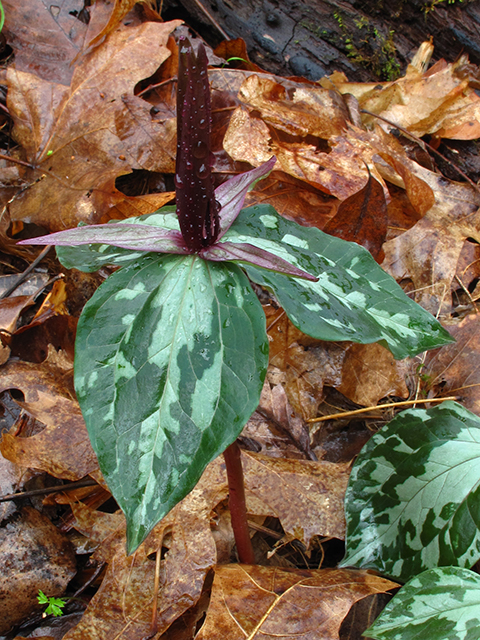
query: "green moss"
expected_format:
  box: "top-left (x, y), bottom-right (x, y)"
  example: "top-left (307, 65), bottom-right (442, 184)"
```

top-left (331, 12), bottom-right (401, 80)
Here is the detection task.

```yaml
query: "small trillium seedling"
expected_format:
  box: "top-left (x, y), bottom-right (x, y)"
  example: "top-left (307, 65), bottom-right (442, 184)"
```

top-left (20, 38), bottom-right (453, 554)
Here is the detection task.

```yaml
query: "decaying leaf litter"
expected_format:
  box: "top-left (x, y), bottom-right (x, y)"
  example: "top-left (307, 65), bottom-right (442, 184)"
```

top-left (1, 1), bottom-right (480, 638)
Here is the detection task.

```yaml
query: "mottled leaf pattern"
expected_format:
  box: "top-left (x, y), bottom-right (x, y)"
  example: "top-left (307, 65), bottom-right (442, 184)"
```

top-left (223, 204), bottom-right (453, 358)
top-left (341, 402), bottom-right (480, 582)
top-left (366, 567), bottom-right (480, 640)
top-left (74, 253), bottom-right (268, 552)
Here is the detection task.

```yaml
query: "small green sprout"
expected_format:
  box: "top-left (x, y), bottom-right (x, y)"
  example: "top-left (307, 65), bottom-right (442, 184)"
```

top-left (37, 590), bottom-right (67, 617)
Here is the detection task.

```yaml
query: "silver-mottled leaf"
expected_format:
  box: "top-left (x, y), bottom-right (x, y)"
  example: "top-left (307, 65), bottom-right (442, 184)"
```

top-left (342, 402), bottom-right (480, 582)
top-left (366, 567), bottom-right (480, 640)
top-left (74, 253), bottom-right (268, 552)
top-left (223, 204), bottom-right (453, 359)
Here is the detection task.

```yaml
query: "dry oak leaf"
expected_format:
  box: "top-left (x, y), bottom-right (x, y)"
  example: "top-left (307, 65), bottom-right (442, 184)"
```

top-left (381, 164), bottom-right (480, 314)
top-left (7, 19), bottom-right (181, 230)
top-left (424, 315), bottom-right (480, 416)
top-left (324, 41), bottom-right (480, 140)
top-left (195, 564), bottom-right (397, 640)
top-left (0, 358), bottom-right (98, 480)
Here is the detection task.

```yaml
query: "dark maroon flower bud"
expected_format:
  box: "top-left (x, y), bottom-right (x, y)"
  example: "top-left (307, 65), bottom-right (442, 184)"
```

top-left (175, 37), bottom-right (220, 252)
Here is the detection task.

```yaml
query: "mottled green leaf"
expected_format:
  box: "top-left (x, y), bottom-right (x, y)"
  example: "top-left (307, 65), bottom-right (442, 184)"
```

top-left (74, 253), bottom-right (268, 552)
top-left (224, 204), bottom-right (453, 359)
top-left (341, 402), bottom-right (480, 582)
top-left (365, 567), bottom-right (480, 640)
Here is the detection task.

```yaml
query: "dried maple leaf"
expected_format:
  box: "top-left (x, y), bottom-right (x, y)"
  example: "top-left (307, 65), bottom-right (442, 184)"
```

top-left (195, 565), bottom-right (397, 640)
top-left (81, 0), bottom-right (159, 58)
top-left (7, 19), bottom-right (181, 230)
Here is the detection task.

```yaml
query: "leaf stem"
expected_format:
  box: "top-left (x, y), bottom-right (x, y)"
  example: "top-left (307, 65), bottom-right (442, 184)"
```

top-left (223, 441), bottom-right (255, 564)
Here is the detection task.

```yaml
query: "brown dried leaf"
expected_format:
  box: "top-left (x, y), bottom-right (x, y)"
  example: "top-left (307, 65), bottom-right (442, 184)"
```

top-left (64, 449), bottom-right (348, 637)
top-left (7, 19), bottom-right (181, 230)
top-left (337, 343), bottom-right (409, 407)
top-left (3, 0), bottom-right (88, 85)
top-left (0, 294), bottom-right (36, 364)
top-left (0, 359), bottom-right (98, 480)
top-left (82, 0), bottom-right (158, 57)
top-left (382, 166), bottom-right (480, 313)
top-left (323, 170), bottom-right (387, 260)
top-left (324, 42), bottom-right (480, 140)
top-left (214, 38), bottom-right (265, 73)
top-left (424, 315), bottom-right (480, 415)
top-left (242, 451), bottom-right (348, 543)
top-left (243, 172), bottom-right (338, 229)
top-left (0, 506), bottom-right (76, 634)
top-left (64, 460), bottom-right (225, 640)
top-left (237, 74), bottom-right (348, 138)
top-left (195, 565), bottom-right (397, 640)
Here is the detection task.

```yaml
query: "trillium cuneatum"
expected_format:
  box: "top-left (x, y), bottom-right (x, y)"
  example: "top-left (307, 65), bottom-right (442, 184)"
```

top-left (20, 37), bottom-right (453, 553)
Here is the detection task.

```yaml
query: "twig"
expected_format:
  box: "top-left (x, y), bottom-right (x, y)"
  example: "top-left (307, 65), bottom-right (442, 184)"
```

top-left (0, 478), bottom-right (97, 502)
top-left (189, 0), bottom-right (230, 40)
top-left (0, 152), bottom-right (35, 168)
top-left (0, 245), bottom-right (52, 300)
top-left (361, 108), bottom-right (480, 193)
top-left (307, 396), bottom-right (458, 424)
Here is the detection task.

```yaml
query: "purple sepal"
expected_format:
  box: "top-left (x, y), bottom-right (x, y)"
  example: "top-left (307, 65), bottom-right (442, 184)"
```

top-left (18, 224), bottom-right (190, 254)
top-left (215, 157), bottom-right (276, 240)
top-left (200, 241), bottom-right (318, 281)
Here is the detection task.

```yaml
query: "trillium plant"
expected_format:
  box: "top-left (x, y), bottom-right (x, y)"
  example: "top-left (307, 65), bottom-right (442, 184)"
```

top-left (21, 38), bottom-right (453, 556)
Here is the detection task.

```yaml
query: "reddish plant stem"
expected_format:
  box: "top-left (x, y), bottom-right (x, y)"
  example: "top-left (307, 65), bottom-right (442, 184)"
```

top-left (223, 441), bottom-right (255, 564)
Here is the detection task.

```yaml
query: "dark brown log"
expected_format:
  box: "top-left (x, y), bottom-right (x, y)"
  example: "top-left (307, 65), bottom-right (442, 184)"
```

top-left (163, 0), bottom-right (480, 81)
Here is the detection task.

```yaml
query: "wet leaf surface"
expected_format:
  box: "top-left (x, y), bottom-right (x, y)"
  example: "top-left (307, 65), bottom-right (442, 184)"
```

top-left (7, 19), bottom-right (181, 230)
top-left (196, 565), bottom-right (397, 640)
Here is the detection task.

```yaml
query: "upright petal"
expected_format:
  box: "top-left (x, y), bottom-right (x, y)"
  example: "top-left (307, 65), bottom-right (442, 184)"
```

top-left (176, 38), bottom-right (220, 252)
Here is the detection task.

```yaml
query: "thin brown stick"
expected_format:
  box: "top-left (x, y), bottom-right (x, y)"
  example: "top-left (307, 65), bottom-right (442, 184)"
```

top-left (361, 108), bottom-right (480, 193)
top-left (0, 478), bottom-right (97, 502)
top-left (0, 245), bottom-right (52, 300)
top-left (307, 396), bottom-right (458, 424)
top-left (223, 441), bottom-right (255, 564)
top-left (0, 153), bottom-right (35, 168)
top-left (190, 0), bottom-right (230, 40)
